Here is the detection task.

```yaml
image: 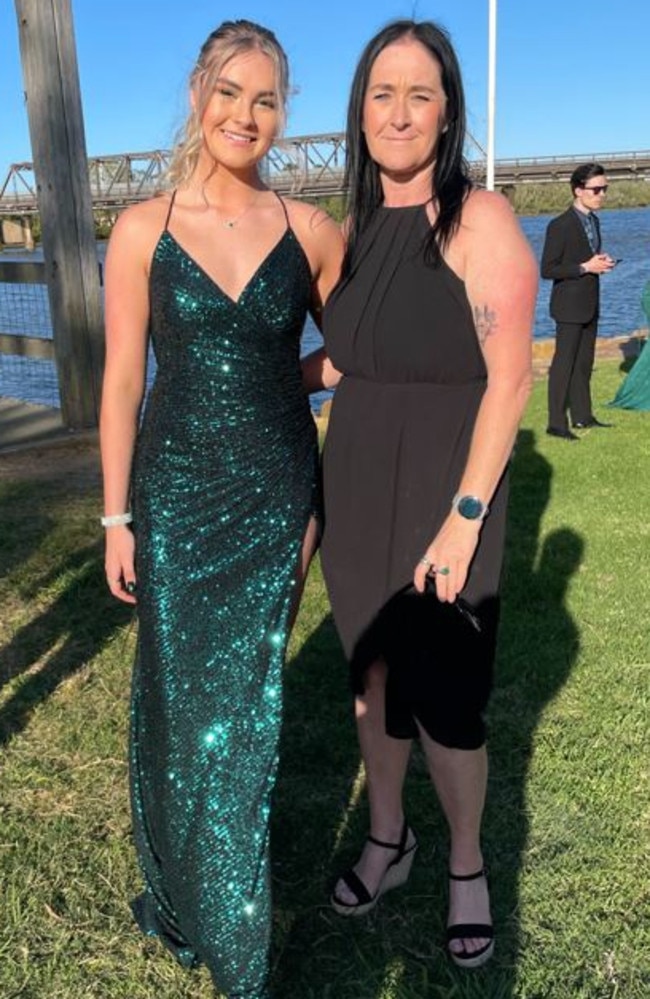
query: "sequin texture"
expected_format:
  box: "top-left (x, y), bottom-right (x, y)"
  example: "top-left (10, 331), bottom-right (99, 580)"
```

top-left (129, 225), bottom-right (317, 998)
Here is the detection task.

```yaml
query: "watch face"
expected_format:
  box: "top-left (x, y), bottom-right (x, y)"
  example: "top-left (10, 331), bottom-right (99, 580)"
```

top-left (458, 495), bottom-right (485, 519)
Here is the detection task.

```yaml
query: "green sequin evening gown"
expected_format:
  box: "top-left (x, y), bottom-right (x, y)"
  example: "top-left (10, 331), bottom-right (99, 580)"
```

top-left (128, 204), bottom-right (317, 998)
top-left (609, 279), bottom-right (650, 411)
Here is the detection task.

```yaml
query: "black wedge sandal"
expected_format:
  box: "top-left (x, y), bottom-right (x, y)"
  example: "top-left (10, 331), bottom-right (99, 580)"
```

top-left (330, 821), bottom-right (417, 917)
top-left (446, 867), bottom-right (494, 969)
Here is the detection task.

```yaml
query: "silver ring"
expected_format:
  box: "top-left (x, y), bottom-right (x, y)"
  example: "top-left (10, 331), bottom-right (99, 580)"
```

top-left (418, 556), bottom-right (432, 568)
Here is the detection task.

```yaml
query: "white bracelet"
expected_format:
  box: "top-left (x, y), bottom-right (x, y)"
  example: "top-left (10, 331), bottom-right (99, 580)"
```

top-left (101, 512), bottom-right (133, 528)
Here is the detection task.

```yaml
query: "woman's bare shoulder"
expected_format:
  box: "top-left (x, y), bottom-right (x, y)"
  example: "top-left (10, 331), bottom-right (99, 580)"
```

top-left (107, 192), bottom-right (173, 258)
top-left (462, 187), bottom-right (517, 223)
top-left (282, 197), bottom-right (342, 236)
top-left (113, 192), bottom-right (173, 231)
top-left (279, 197), bottom-right (344, 280)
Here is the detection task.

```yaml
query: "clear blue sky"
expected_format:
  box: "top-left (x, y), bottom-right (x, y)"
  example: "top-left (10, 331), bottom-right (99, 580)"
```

top-left (1, 0), bottom-right (648, 176)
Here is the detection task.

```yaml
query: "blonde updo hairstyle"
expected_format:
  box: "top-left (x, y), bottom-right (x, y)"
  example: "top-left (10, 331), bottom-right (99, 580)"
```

top-left (167, 19), bottom-right (290, 188)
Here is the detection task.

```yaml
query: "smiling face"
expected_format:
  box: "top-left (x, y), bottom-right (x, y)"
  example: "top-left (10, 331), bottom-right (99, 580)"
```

top-left (362, 37), bottom-right (448, 189)
top-left (197, 48), bottom-right (281, 172)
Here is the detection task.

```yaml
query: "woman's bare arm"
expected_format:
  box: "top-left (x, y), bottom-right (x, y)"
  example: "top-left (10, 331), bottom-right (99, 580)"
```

top-left (99, 203), bottom-right (157, 604)
top-left (414, 190), bottom-right (538, 600)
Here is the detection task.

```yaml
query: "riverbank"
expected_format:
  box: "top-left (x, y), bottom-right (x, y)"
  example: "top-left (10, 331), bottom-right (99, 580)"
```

top-left (530, 329), bottom-right (646, 373)
top-left (5, 179), bottom-right (647, 249)
top-left (2, 332), bottom-right (642, 454)
top-left (315, 180), bottom-right (650, 223)
top-left (3, 208), bottom-right (647, 343)
top-left (312, 331), bottom-right (646, 428)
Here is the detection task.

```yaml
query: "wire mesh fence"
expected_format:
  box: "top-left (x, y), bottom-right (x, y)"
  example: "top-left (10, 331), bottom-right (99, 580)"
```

top-left (0, 354), bottom-right (60, 407)
top-left (0, 265), bottom-right (60, 407)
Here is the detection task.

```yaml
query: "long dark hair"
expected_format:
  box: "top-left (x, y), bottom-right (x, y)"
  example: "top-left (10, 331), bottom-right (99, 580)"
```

top-left (343, 19), bottom-right (472, 272)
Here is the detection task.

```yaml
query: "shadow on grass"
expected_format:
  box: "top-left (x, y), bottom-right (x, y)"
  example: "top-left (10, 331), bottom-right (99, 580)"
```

top-left (270, 428), bottom-right (583, 998)
top-left (272, 608), bottom-right (365, 996)
top-left (0, 481), bottom-right (54, 581)
top-left (0, 538), bottom-right (132, 746)
top-left (485, 428), bottom-right (583, 986)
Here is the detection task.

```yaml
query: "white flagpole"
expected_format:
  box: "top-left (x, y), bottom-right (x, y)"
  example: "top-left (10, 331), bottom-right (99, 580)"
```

top-left (486, 0), bottom-right (497, 191)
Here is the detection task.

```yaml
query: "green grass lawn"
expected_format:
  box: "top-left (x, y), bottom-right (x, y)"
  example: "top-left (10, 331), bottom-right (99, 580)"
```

top-left (1, 360), bottom-right (648, 999)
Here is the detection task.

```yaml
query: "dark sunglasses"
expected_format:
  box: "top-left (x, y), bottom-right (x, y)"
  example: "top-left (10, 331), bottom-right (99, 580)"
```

top-left (582, 185), bottom-right (608, 194)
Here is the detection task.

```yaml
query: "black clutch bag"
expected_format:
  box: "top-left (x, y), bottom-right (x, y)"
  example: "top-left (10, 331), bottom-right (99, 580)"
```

top-left (349, 576), bottom-right (496, 689)
top-left (398, 577), bottom-right (481, 632)
top-left (376, 577), bottom-right (486, 670)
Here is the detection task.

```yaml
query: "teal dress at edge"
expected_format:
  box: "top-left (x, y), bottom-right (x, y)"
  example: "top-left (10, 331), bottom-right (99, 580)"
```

top-left (128, 193), bottom-right (318, 999)
top-left (609, 280), bottom-right (650, 411)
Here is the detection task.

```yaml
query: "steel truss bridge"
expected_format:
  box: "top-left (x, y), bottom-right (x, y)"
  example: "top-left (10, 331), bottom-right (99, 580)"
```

top-left (1, 133), bottom-right (649, 216)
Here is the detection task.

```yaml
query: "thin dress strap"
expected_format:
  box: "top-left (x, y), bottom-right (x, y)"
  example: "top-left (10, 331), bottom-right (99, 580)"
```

top-left (274, 192), bottom-right (291, 231)
top-left (163, 189), bottom-right (177, 231)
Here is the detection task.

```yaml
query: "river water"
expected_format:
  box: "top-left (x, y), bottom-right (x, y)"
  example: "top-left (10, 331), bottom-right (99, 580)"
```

top-left (1, 205), bottom-right (648, 410)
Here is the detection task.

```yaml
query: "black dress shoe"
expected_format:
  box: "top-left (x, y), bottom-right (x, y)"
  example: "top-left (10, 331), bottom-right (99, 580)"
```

top-left (546, 426), bottom-right (579, 441)
top-left (572, 418), bottom-right (613, 429)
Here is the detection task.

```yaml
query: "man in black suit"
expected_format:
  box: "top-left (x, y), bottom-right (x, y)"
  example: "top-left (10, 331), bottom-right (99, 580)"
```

top-left (541, 162), bottom-right (617, 440)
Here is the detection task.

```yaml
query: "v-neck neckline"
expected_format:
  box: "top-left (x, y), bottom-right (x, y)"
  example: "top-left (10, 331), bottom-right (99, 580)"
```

top-left (159, 228), bottom-right (293, 306)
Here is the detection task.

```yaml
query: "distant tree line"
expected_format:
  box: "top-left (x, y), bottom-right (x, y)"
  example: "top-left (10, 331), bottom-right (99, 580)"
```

top-left (316, 179), bottom-right (650, 221)
top-left (7, 179), bottom-right (649, 247)
top-left (499, 178), bottom-right (650, 215)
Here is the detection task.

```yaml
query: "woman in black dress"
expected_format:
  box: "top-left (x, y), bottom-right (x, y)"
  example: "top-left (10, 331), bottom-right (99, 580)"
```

top-left (305, 20), bottom-right (537, 967)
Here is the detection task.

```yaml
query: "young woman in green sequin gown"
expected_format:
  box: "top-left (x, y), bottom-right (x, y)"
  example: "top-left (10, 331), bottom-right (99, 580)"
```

top-left (609, 279), bottom-right (650, 410)
top-left (99, 21), bottom-right (343, 998)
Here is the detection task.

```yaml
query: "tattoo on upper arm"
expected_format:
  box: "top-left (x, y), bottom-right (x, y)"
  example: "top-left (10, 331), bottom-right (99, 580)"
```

top-left (473, 304), bottom-right (498, 345)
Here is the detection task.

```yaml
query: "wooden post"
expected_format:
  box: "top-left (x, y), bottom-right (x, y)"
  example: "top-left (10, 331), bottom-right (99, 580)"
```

top-left (14, 0), bottom-right (104, 429)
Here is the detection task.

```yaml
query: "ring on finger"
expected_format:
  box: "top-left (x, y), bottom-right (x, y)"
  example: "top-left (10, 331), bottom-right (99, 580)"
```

top-left (437, 566), bottom-right (451, 576)
top-left (418, 556), bottom-right (432, 569)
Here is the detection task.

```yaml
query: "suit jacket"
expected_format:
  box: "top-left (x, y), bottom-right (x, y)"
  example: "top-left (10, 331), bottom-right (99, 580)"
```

top-left (541, 207), bottom-right (600, 324)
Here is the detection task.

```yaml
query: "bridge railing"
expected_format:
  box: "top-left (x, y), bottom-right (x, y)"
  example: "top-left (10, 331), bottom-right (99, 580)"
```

top-left (497, 150), bottom-right (650, 168)
top-left (2, 138), bottom-right (649, 216)
top-left (0, 133), bottom-right (483, 213)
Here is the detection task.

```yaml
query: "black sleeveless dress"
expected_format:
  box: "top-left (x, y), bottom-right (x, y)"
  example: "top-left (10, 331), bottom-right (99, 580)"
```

top-left (320, 205), bottom-right (507, 750)
top-left (129, 195), bottom-right (317, 998)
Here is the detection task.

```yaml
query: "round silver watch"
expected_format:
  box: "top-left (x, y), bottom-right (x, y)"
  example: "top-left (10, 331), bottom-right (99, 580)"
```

top-left (452, 493), bottom-right (489, 521)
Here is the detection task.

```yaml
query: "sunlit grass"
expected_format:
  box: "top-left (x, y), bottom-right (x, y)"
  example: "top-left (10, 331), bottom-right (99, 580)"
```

top-left (1, 360), bottom-right (648, 997)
